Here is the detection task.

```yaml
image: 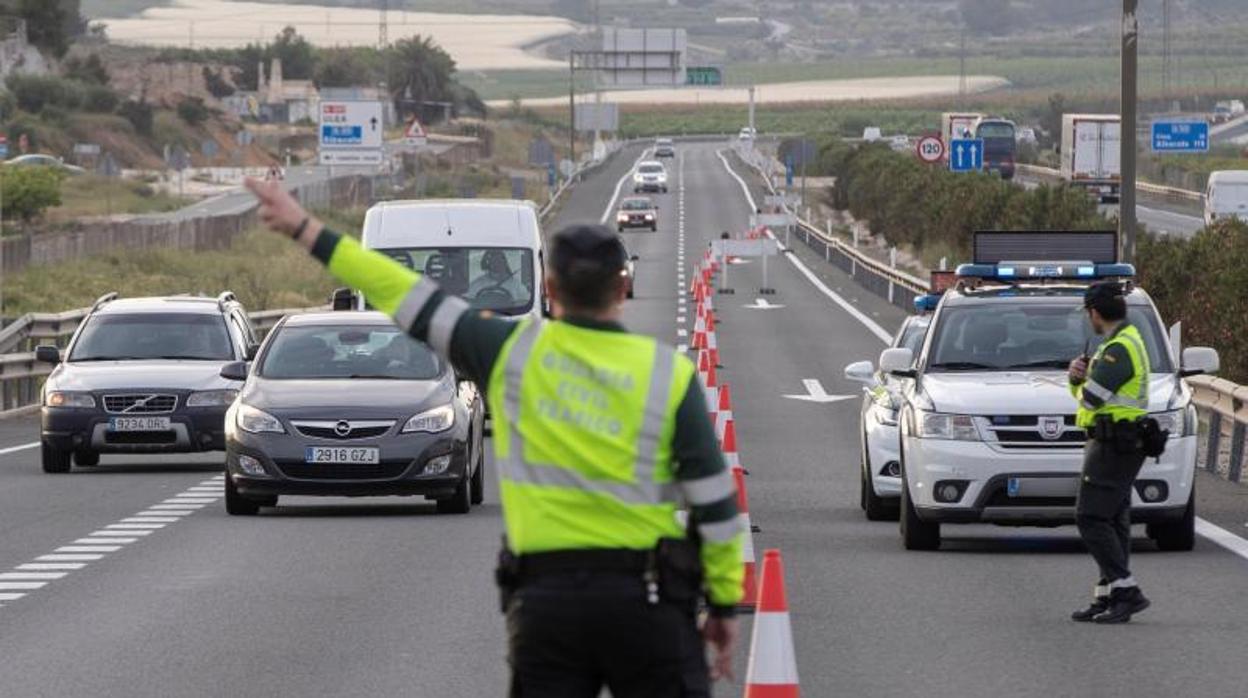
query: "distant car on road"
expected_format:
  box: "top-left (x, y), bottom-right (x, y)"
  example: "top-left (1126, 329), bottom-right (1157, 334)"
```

top-left (221, 311), bottom-right (485, 516)
top-left (862, 127), bottom-right (883, 142)
top-left (632, 160), bottom-right (669, 193)
top-left (5, 153), bottom-right (86, 175)
top-left (888, 135), bottom-right (911, 152)
top-left (616, 196), bottom-right (659, 232)
top-left (1204, 170), bottom-right (1248, 226)
top-left (37, 292), bottom-right (258, 473)
top-left (622, 240), bottom-right (639, 299)
top-left (844, 313), bottom-right (931, 520)
top-left (738, 126), bottom-right (757, 141)
top-left (655, 137), bottom-right (675, 158)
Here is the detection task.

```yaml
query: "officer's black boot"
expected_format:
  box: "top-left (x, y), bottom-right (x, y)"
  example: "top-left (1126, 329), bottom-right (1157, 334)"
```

top-left (1071, 581), bottom-right (1110, 622)
top-left (1092, 586), bottom-right (1150, 624)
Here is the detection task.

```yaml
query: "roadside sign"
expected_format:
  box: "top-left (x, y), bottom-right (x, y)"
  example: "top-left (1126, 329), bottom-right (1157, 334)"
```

top-left (73, 143), bottom-right (101, 156)
top-left (1151, 120), bottom-right (1209, 153)
top-left (403, 117), bottom-right (428, 147)
top-left (530, 139), bottom-right (555, 167)
top-left (949, 138), bottom-right (983, 172)
top-left (756, 212), bottom-right (796, 228)
top-left (916, 135), bottom-right (945, 164)
top-left (319, 100), bottom-right (384, 166)
top-left (686, 67), bottom-right (722, 86)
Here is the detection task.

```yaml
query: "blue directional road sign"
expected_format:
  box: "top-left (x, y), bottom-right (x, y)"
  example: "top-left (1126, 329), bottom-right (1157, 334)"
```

top-left (949, 138), bottom-right (984, 172)
top-left (785, 156), bottom-right (795, 187)
top-left (1152, 120), bottom-right (1209, 153)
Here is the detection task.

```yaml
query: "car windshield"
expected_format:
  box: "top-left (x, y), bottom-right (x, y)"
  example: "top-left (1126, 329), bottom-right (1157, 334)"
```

top-left (259, 325), bottom-right (440, 380)
top-left (638, 164), bottom-right (664, 174)
top-left (70, 313), bottom-right (233, 361)
top-left (924, 302), bottom-right (1173, 373)
top-left (378, 247), bottom-right (535, 315)
top-left (621, 199), bottom-right (652, 211)
top-left (977, 122), bottom-right (1016, 139)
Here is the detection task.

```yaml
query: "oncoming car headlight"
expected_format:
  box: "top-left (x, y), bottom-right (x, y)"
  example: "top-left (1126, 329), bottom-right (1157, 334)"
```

top-left (913, 409), bottom-right (980, 441)
top-left (46, 391), bottom-right (95, 408)
top-left (236, 404), bottom-right (285, 434)
top-left (187, 390), bottom-right (239, 407)
top-left (403, 405), bottom-right (455, 433)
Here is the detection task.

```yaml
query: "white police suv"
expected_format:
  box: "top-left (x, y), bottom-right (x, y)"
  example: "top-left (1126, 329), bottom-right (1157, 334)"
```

top-left (882, 232), bottom-right (1219, 551)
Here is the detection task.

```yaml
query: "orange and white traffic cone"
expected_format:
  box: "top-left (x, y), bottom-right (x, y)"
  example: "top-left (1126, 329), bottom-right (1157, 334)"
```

top-left (715, 383), bottom-right (733, 440)
top-left (698, 350), bottom-right (718, 406)
top-left (744, 549), bottom-right (800, 697)
top-left (707, 331), bottom-right (720, 369)
top-left (734, 468), bottom-right (758, 613)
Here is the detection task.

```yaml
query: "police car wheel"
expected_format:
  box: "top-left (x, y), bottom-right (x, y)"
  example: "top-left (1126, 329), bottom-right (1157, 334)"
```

top-left (864, 471), bottom-right (900, 522)
top-left (41, 442), bottom-right (72, 474)
top-left (1149, 489), bottom-right (1196, 552)
top-left (437, 475), bottom-right (472, 515)
top-left (900, 480), bottom-right (940, 551)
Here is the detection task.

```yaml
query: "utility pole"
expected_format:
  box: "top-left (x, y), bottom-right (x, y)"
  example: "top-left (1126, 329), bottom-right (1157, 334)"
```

top-left (958, 23), bottom-right (967, 107)
top-left (1121, 0), bottom-right (1138, 264)
top-left (1161, 0), bottom-right (1171, 100)
top-left (378, 0), bottom-right (388, 49)
top-left (568, 51), bottom-right (576, 168)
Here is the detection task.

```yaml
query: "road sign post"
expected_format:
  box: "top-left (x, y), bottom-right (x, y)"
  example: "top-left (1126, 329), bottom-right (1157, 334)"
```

top-left (319, 100), bottom-right (384, 166)
top-left (1150, 120), bottom-right (1209, 153)
top-left (949, 138), bottom-right (984, 172)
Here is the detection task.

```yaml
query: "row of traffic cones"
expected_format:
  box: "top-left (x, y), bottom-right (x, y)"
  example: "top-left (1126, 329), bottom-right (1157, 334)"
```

top-left (688, 256), bottom-right (800, 697)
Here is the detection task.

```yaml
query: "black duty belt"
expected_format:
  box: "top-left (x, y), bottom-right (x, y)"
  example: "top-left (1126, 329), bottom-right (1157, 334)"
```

top-left (516, 548), bottom-right (650, 578)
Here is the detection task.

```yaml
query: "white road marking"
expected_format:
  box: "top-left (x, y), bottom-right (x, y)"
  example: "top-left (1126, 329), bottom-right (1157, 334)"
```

top-left (0, 581), bottom-right (47, 591)
top-left (106, 523), bottom-right (166, 530)
top-left (19, 563), bottom-right (85, 571)
top-left (0, 593), bottom-right (27, 601)
top-left (0, 441), bottom-right (40, 456)
top-left (745, 298), bottom-right (786, 309)
top-left (0, 572), bottom-right (67, 581)
top-left (678, 329), bottom-right (688, 337)
top-left (783, 378), bottom-right (858, 404)
top-left (150, 503), bottom-right (204, 510)
top-left (37, 554), bottom-right (104, 562)
top-left (121, 517), bottom-right (179, 523)
top-left (1195, 519), bottom-right (1248, 562)
top-left (56, 545), bottom-right (122, 553)
top-left (74, 538), bottom-right (136, 545)
top-left (90, 529), bottom-right (153, 537)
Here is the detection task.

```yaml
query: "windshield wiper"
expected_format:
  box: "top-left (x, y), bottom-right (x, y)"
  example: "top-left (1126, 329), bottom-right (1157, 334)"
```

top-left (154, 355), bottom-right (228, 361)
top-left (346, 374), bottom-right (405, 380)
top-left (928, 361), bottom-right (998, 371)
top-left (1005, 359), bottom-right (1072, 370)
top-left (71, 356), bottom-right (145, 362)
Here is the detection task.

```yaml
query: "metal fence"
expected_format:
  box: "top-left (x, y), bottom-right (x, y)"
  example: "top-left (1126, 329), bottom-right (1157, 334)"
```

top-left (1015, 164), bottom-right (1204, 207)
top-left (734, 142), bottom-right (1245, 487)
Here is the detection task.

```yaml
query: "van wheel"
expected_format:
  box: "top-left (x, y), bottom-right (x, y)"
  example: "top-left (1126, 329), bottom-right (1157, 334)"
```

top-left (864, 466), bottom-right (900, 522)
top-left (900, 480), bottom-right (940, 550)
top-left (1149, 488), bottom-right (1195, 552)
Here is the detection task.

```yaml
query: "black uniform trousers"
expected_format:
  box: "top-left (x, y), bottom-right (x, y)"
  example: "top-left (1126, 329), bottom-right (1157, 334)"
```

top-left (506, 571), bottom-right (709, 698)
top-left (1075, 437), bottom-right (1146, 583)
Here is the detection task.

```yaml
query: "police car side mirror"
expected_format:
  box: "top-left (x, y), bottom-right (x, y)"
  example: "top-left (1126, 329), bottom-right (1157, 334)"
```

top-left (844, 360), bottom-right (877, 386)
top-left (879, 348), bottom-right (916, 378)
top-left (330, 287), bottom-right (356, 311)
top-left (1180, 347), bottom-right (1218, 377)
top-left (219, 361), bottom-right (250, 382)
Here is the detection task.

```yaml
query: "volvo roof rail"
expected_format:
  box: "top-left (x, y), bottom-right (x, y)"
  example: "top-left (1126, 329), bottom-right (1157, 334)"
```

top-left (217, 291), bottom-right (238, 311)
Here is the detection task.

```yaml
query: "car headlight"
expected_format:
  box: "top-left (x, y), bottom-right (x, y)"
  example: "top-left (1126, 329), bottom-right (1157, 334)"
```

top-left (403, 404), bottom-right (455, 433)
top-left (236, 403), bottom-right (285, 434)
top-left (644, 213), bottom-right (654, 220)
top-left (1150, 408), bottom-right (1192, 439)
top-left (187, 390), bottom-right (239, 407)
top-left (913, 409), bottom-right (980, 441)
top-left (617, 212), bottom-right (629, 221)
top-left (46, 391), bottom-right (95, 408)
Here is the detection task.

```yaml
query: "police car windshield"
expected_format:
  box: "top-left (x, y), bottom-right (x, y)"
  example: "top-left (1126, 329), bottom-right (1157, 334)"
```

top-left (378, 247), bottom-right (535, 316)
top-left (925, 302), bottom-right (1172, 373)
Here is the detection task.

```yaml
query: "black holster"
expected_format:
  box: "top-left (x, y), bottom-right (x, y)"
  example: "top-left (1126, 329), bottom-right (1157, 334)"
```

top-left (1092, 416), bottom-right (1141, 455)
top-left (495, 544), bottom-right (521, 613)
top-left (650, 537), bottom-right (703, 611)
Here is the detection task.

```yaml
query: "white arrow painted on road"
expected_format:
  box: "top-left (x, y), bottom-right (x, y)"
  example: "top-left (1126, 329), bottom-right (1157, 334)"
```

top-left (744, 298), bottom-right (785, 309)
top-left (783, 379), bottom-right (856, 404)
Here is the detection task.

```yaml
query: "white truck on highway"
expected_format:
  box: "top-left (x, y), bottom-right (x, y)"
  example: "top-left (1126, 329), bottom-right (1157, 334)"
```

top-left (940, 112), bottom-right (983, 164)
top-left (1060, 114), bottom-right (1121, 203)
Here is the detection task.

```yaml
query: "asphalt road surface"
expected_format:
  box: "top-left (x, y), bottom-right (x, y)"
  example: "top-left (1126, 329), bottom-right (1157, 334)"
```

top-left (1, 141), bottom-right (1246, 697)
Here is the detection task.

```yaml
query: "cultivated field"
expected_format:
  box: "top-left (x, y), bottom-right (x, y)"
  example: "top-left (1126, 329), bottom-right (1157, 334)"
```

top-left (100, 0), bottom-right (576, 71)
top-left (491, 75), bottom-right (1009, 108)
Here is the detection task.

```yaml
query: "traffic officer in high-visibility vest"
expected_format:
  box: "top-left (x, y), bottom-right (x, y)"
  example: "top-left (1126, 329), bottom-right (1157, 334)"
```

top-left (1067, 281), bottom-right (1151, 624)
top-left (246, 179), bottom-right (744, 695)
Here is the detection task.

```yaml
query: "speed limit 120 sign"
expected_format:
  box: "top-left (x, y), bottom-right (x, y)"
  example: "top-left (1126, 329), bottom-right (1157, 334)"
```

top-left (916, 135), bottom-right (945, 164)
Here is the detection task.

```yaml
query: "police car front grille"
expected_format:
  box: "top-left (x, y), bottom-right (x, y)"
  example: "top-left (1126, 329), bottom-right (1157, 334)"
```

top-left (980, 415), bottom-right (1084, 449)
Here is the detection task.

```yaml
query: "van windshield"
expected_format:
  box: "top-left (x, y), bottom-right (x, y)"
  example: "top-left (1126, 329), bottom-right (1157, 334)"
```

top-left (378, 247), bottom-right (535, 315)
top-left (924, 302), bottom-right (1172, 373)
top-left (976, 122), bottom-right (1016, 139)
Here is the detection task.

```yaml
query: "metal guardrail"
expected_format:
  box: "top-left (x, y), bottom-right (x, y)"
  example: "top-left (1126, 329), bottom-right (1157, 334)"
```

top-left (0, 304), bottom-right (329, 415)
top-left (734, 142), bottom-right (1246, 487)
top-left (1015, 164), bottom-right (1205, 206)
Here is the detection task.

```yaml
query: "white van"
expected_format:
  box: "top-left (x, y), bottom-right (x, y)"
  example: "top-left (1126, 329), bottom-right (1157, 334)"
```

top-left (340, 199), bottom-right (546, 320)
top-left (1204, 170), bottom-right (1248, 226)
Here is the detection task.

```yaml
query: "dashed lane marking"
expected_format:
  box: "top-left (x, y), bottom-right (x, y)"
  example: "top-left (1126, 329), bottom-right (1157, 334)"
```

top-left (0, 474), bottom-right (224, 609)
top-left (0, 442), bottom-right (40, 457)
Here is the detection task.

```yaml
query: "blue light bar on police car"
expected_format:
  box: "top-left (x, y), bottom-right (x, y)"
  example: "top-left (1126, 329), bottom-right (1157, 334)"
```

top-left (914, 294), bottom-right (941, 312)
top-left (955, 262), bottom-right (1135, 281)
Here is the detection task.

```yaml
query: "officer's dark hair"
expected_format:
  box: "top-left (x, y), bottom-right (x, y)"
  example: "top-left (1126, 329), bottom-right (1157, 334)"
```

top-left (549, 224), bottom-right (628, 312)
top-left (1084, 281), bottom-right (1127, 321)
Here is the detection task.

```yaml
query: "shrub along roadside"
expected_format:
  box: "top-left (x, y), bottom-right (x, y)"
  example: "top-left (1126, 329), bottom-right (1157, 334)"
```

top-left (823, 142), bottom-right (1106, 266)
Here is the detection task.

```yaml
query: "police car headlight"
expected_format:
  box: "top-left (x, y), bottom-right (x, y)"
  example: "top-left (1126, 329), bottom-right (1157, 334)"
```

top-left (1150, 408), bottom-right (1190, 439)
top-left (236, 404), bottom-right (285, 434)
top-left (403, 404), bottom-right (455, 433)
top-left (914, 409), bottom-right (979, 441)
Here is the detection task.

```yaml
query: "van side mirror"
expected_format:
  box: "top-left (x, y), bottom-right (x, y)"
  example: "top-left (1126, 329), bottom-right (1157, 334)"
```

top-left (331, 287), bottom-right (355, 311)
top-left (35, 345), bottom-right (61, 364)
top-left (1180, 347), bottom-right (1218, 377)
top-left (219, 361), bottom-right (250, 382)
top-left (879, 348), bottom-right (916, 378)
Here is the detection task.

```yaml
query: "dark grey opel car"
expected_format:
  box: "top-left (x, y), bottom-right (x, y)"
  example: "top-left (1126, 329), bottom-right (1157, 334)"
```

top-left (222, 312), bottom-right (484, 516)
